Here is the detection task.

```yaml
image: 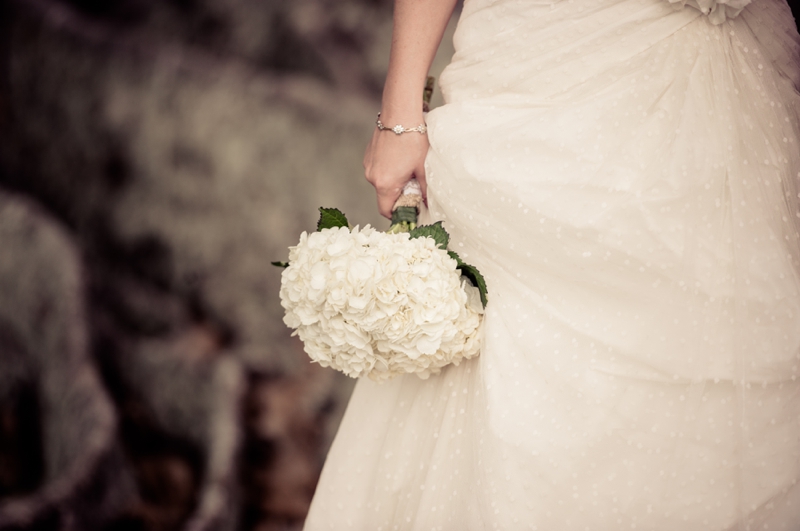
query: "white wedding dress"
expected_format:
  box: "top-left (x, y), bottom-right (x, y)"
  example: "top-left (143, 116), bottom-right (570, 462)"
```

top-left (303, 0), bottom-right (800, 529)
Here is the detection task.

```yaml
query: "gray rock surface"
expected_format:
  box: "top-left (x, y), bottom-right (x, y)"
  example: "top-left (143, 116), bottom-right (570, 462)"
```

top-left (0, 0), bottom-right (457, 528)
top-left (0, 190), bottom-right (132, 530)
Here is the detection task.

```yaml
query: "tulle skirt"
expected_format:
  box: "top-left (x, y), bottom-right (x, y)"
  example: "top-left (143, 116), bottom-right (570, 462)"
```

top-left (304, 0), bottom-right (800, 528)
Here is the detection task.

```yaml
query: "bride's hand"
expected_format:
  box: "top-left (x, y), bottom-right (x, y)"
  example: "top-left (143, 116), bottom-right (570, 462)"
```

top-left (363, 124), bottom-right (429, 219)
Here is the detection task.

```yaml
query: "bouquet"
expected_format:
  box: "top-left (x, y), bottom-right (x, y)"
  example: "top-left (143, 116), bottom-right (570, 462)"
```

top-left (274, 181), bottom-right (488, 381)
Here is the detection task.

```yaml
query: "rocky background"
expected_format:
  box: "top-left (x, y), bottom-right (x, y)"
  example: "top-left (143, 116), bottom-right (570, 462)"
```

top-left (0, 0), bottom-right (456, 529)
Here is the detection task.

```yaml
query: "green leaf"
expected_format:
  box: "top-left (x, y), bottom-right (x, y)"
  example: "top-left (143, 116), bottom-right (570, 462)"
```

top-left (448, 250), bottom-right (488, 308)
top-left (271, 261), bottom-right (289, 268)
top-left (458, 262), bottom-right (488, 308)
top-left (409, 221), bottom-right (449, 250)
top-left (317, 207), bottom-right (349, 231)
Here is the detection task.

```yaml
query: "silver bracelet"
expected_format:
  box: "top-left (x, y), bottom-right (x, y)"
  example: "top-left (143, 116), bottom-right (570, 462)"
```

top-left (376, 112), bottom-right (427, 135)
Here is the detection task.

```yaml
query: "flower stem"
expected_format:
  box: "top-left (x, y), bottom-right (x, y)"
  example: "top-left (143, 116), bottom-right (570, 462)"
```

top-left (389, 205), bottom-right (418, 233)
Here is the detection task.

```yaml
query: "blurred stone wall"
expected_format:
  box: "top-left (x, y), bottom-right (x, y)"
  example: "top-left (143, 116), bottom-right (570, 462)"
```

top-left (0, 0), bottom-right (456, 529)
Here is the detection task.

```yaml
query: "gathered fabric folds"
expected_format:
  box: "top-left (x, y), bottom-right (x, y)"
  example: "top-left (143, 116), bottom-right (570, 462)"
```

top-left (303, 0), bottom-right (800, 529)
top-left (665, 0), bottom-right (753, 24)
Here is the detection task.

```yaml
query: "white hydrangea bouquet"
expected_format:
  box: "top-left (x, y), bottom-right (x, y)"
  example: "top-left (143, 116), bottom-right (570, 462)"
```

top-left (273, 180), bottom-right (488, 382)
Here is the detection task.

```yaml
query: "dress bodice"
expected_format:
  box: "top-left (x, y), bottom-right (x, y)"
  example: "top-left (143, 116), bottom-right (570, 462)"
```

top-left (441, 0), bottom-right (798, 108)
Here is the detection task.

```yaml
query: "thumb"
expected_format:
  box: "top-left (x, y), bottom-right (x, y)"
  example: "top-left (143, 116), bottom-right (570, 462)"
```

top-left (415, 161), bottom-right (428, 204)
top-left (377, 185), bottom-right (402, 220)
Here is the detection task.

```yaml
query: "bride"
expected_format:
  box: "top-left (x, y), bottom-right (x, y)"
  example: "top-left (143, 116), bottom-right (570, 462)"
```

top-left (304, 0), bottom-right (800, 528)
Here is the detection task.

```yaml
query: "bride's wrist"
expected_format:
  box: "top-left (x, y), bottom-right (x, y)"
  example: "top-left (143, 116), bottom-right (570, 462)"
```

top-left (376, 102), bottom-right (426, 129)
top-left (377, 108), bottom-right (425, 125)
top-left (380, 86), bottom-right (426, 122)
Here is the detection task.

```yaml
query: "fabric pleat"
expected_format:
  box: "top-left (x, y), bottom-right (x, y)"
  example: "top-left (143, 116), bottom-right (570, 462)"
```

top-left (304, 0), bottom-right (800, 529)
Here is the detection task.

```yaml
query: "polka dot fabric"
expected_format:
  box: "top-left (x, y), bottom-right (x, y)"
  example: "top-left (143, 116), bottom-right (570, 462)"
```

top-left (304, 0), bottom-right (800, 529)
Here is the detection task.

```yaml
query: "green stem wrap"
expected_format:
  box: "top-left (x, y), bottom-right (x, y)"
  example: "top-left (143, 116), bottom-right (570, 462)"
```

top-left (388, 180), bottom-right (423, 233)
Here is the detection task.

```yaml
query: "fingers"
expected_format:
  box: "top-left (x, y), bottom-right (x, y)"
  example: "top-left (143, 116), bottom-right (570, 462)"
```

top-left (376, 184), bottom-right (402, 219)
top-left (364, 160), bottom-right (403, 220)
top-left (364, 129), bottom-right (430, 219)
top-left (415, 159), bottom-right (428, 204)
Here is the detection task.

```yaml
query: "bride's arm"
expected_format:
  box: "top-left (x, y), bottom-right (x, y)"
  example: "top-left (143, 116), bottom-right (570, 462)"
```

top-left (364, 0), bottom-right (458, 219)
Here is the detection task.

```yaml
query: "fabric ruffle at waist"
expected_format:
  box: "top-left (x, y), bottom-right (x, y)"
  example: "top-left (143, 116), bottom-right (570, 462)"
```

top-left (666, 0), bottom-right (752, 24)
top-left (425, 0), bottom-right (800, 384)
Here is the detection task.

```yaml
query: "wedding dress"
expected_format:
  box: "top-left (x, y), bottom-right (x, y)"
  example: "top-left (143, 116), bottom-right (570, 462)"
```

top-left (303, 0), bottom-right (800, 528)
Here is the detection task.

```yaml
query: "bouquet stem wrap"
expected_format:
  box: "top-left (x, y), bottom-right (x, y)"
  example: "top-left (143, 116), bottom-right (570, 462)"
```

top-left (388, 180), bottom-right (424, 233)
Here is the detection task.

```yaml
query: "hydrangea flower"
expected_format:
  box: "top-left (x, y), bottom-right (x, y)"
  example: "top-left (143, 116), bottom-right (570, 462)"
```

top-left (279, 225), bottom-right (484, 381)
